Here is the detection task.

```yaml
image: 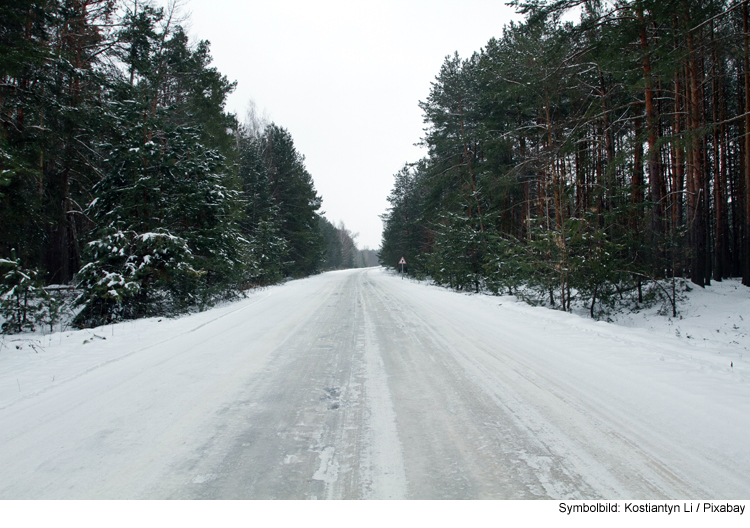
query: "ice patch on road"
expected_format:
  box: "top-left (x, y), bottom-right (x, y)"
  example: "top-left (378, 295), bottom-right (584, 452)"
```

top-left (312, 446), bottom-right (339, 485)
top-left (191, 474), bottom-right (216, 484)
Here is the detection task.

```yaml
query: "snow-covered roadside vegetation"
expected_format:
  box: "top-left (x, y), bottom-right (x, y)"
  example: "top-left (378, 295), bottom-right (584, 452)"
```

top-left (606, 278), bottom-right (748, 360)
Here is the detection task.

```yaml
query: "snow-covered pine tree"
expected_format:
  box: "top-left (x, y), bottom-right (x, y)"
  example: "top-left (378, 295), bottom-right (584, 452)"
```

top-left (236, 128), bottom-right (290, 285)
top-left (0, 254), bottom-right (46, 333)
top-left (74, 99), bottom-right (247, 327)
top-left (72, 10), bottom-right (249, 326)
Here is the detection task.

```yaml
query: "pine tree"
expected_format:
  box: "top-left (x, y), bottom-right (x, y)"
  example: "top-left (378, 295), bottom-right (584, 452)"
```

top-left (259, 124), bottom-right (324, 276)
top-left (74, 98), bottom-right (247, 326)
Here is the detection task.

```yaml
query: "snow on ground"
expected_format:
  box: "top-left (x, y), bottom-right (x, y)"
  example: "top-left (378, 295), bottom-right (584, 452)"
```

top-left (410, 273), bottom-right (749, 378)
top-left (0, 268), bottom-right (748, 500)
top-left (1, 271), bottom-right (747, 420)
top-left (0, 287), bottom-right (277, 410)
top-left (609, 278), bottom-right (749, 360)
top-left (385, 271), bottom-right (750, 495)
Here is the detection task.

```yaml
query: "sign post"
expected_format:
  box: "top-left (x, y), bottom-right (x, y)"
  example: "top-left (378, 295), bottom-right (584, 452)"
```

top-left (399, 257), bottom-right (406, 279)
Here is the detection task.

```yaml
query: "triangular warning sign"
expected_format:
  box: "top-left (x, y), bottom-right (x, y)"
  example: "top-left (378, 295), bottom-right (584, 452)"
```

top-left (399, 257), bottom-right (406, 265)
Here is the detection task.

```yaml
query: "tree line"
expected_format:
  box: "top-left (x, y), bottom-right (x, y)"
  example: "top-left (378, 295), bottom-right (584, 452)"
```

top-left (0, 0), bottom-right (361, 332)
top-left (380, 0), bottom-right (750, 317)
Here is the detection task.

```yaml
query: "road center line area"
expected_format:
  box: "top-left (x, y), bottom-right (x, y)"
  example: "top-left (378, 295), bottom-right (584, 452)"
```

top-left (0, 268), bottom-right (748, 498)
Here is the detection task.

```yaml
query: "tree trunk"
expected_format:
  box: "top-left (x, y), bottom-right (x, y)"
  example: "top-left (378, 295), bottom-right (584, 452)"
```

top-left (672, 65), bottom-right (685, 277)
top-left (735, 65), bottom-right (746, 277)
top-left (712, 30), bottom-right (725, 281)
top-left (637, 1), bottom-right (663, 274)
top-left (632, 114), bottom-right (644, 230)
top-left (744, 1), bottom-right (750, 285)
top-left (687, 20), bottom-right (707, 287)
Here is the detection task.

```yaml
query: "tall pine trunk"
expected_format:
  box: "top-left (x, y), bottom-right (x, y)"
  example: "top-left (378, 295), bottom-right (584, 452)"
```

top-left (744, 1), bottom-right (750, 286)
top-left (687, 17), bottom-right (707, 287)
top-left (637, 0), bottom-right (663, 275)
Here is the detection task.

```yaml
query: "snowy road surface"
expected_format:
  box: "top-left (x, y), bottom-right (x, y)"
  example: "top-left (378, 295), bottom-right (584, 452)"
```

top-left (0, 268), bottom-right (748, 499)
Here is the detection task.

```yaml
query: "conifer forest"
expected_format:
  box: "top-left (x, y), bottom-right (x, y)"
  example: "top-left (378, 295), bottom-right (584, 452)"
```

top-left (0, 0), bottom-right (370, 332)
top-left (380, 0), bottom-right (750, 317)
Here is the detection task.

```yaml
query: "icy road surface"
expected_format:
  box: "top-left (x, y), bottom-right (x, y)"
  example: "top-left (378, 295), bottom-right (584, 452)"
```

top-left (0, 268), bottom-right (748, 499)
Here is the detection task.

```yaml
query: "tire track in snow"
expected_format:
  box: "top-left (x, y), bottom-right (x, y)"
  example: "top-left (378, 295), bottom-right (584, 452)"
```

top-left (358, 275), bottom-right (408, 499)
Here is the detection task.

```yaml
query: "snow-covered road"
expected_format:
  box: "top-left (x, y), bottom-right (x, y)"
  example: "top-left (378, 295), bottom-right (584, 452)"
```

top-left (0, 268), bottom-right (747, 498)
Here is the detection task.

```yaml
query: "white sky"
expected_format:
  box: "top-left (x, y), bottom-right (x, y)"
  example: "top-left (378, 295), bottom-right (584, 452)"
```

top-left (182, 0), bottom-right (519, 249)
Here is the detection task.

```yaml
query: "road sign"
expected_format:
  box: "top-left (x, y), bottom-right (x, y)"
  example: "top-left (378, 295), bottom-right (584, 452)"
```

top-left (399, 257), bottom-right (406, 265)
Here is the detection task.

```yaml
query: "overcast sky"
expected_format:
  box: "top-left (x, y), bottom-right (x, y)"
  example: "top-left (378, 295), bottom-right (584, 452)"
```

top-left (182, 0), bottom-right (520, 249)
